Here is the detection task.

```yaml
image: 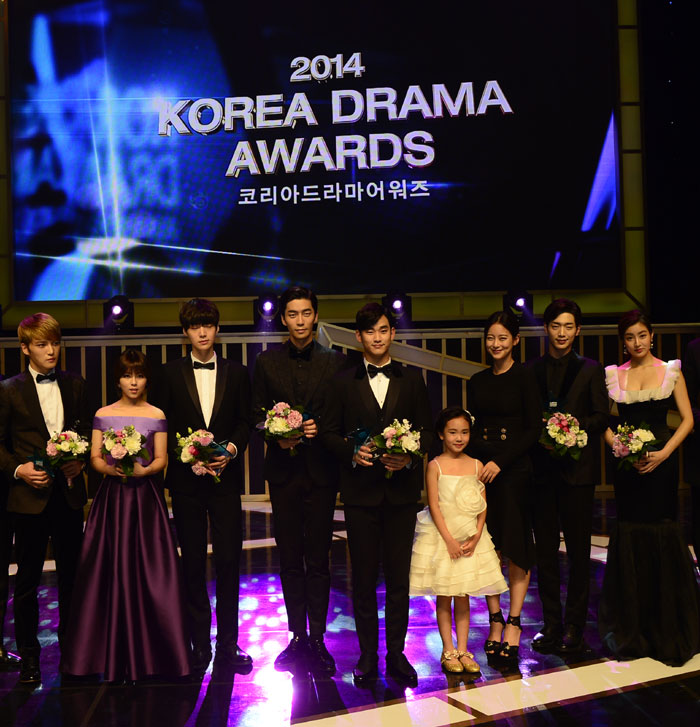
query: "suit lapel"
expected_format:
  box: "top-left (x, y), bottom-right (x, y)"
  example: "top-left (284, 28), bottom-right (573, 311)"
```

top-left (382, 362), bottom-right (403, 422)
top-left (57, 372), bottom-right (74, 431)
top-left (181, 358), bottom-right (204, 422)
top-left (354, 365), bottom-right (382, 425)
top-left (559, 353), bottom-right (585, 407)
top-left (210, 358), bottom-right (227, 426)
top-left (304, 344), bottom-right (330, 409)
top-left (21, 373), bottom-right (51, 440)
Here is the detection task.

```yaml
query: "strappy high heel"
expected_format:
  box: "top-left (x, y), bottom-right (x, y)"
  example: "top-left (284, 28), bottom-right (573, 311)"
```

top-left (500, 614), bottom-right (522, 662)
top-left (484, 610), bottom-right (505, 656)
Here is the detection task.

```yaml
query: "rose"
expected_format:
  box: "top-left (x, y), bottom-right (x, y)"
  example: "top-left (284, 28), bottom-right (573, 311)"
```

top-left (111, 443), bottom-right (127, 460)
top-left (188, 445), bottom-right (199, 456)
top-left (287, 410), bottom-right (303, 429)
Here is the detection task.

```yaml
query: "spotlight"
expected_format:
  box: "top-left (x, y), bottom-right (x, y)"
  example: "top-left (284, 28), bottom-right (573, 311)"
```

top-left (103, 295), bottom-right (134, 332)
top-left (382, 293), bottom-right (412, 322)
top-left (502, 290), bottom-right (533, 316)
top-left (254, 295), bottom-right (280, 326)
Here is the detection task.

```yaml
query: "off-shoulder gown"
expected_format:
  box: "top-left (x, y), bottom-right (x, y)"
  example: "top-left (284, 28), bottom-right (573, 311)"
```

top-left (599, 361), bottom-right (700, 666)
top-left (61, 415), bottom-right (191, 680)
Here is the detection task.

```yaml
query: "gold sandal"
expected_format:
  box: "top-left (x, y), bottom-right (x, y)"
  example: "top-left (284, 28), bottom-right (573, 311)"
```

top-left (458, 650), bottom-right (481, 673)
top-left (441, 649), bottom-right (464, 673)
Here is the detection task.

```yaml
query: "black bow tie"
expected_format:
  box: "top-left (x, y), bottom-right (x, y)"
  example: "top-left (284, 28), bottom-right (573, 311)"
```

top-left (193, 361), bottom-right (215, 370)
top-left (289, 344), bottom-right (312, 361)
top-left (367, 364), bottom-right (393, 378)
top-left (36, 372), bottom-right (57, 383)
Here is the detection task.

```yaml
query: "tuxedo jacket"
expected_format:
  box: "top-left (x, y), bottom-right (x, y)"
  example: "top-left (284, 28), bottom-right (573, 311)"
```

top-left (526, 353), bottom-right (609, 486)
top-left (683, 337), bottom-right (700, 485)
top-left (0, 370), bottom-right (90, 514)
top-left (154, 356), bottom-right (251, 495)
top-left (252, 341), bottom-right (346, 487)
top-left (321, 361), bottom-right (434, 506)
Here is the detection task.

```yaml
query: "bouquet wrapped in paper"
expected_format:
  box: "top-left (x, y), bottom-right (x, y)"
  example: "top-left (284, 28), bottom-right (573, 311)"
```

top-left (175, 428), bottom-right (231, 483)
top-left (539, 412), bottom-right (588, 461)
top-left (611, 423), bottom-right (660, 471)
top-left (372, 418), bottom-right (423, 479)
top-left (258, 402), bottom-right (305, 456)
top-left (102, 425), bottom-right (148, 480)
top-left (45, 429), bottom-right (90, 488)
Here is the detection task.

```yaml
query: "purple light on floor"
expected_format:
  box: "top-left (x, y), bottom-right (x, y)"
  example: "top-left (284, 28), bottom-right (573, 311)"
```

top-left (581, 112), bottom-right (618, 232)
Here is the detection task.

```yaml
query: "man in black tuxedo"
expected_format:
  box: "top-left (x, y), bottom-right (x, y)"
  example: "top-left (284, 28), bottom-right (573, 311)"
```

top-left (1, 372), bottom-right (21, 670)
top-left (526, 299), bottom-right (608, 652)
top-left (322, 303), bottom-right (433, 686)
top-left (0, 313), bottom-right (90, 683)
top-left (155, 299), bottom-right (252, 676)
top-left (682, 336), bottom-right (700, 569)
top-left (252, 286), bottom-right (346, 674)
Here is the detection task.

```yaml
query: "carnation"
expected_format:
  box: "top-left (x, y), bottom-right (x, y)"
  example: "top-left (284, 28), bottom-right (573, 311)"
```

top-left (273, 402), bottom-right (289, 415)
top-left (192, 463), bottom-right (208, 476)
top-left (46, 442), bottom-right (58, 456)
top-left (287, 410), bottom-right (303, 429)
top-left (111, 443), bottom-right (127, 460)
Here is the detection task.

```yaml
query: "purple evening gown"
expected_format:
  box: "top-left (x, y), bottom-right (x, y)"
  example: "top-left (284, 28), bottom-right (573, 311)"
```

top-left (61, 415), bottom-right (191, 680)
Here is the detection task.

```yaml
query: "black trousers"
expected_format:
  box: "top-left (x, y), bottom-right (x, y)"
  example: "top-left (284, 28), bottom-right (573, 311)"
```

top-left (344, 501), bottom-right (417, 657)
top-left (1, 492), bottom-right (13, 643)
top-left (171, 488), bottom-right (242, 652)
top-left (269, 473), bottom-right (336, 636)
top-left (532, 474), bottom-right (595, 630)
top-left (12, 488), bottom-right (83, 655)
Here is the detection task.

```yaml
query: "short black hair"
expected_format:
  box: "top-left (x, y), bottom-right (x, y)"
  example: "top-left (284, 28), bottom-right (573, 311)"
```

top-left (484, 309), bottom-right (519, 339)
top-left (179, 298), bottom-right (220, 329)
top-left (543, 298), bottom-right (582, 327)
top-left (617, 309), bottom-right (653, 339)
top-left (356, 302), bottom-right (395, 330)
top-left (435, 406), bottom-right (474, 434)
top-left (280, 286), bottom-right (318, 316)
top-left (115, 348), bottom-right (149, 386)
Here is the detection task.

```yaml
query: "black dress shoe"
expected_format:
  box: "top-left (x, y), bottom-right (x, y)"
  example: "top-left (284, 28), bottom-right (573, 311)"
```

top-left (0, 647), bottom-right (21, 668)
top-left (19, 655), bottom-right (41, 684)
top-left (532, 624), bottom-right (562, 651)
top-left (192, 646), bottom-right (212, 674)
top-left (386, 652), bottom-right (418, 687)
top-left (307, 636), bottom-right (335, 675)
top-left (557, 625), bottom-right (584, 653)
top-left (274, 634), bottom-right (308, 670)
top-left (216, 644), bottom-right (253, 668)
top-left (352, 653), bottom-right (378, 686)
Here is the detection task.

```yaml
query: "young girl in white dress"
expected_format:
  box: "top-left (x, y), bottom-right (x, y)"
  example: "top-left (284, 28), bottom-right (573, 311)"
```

top-left (410, 407), bottom-right (508, 673)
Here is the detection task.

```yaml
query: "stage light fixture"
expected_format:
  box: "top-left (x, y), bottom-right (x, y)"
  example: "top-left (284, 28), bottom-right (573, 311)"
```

top-left (382, 293), bottom-right (412, 322)
top-left (254, 295), bottom-right (280, 326)
top-left (103, 295), bottom-right (134, 332)
top-left (502, 290), bottom-right (533, 315)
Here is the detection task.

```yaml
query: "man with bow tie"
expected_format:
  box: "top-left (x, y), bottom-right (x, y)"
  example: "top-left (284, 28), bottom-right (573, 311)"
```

top-left (0, 313), bottom-right (91, 683)
top-left (252, 287), bottom-right (346, 674)
top-left (155, 298), bottom-right (252, 676)
top-left (322, 303), bottom-right (433, 686)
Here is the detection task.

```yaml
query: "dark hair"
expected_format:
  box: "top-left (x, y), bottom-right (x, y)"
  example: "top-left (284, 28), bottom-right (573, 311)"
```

top-left (543, 298), bottom-right (582, 327)
top-left (280, 286), bottom-right (318, 316)
top-left (115, 349), bottom-right (149, 385)
top-left (179, 298), bottom-right (220, 329)
top-left (435, 406), bottom-right (474, 434)
top-left (484, 310), bottom-right (519, 339)
top-left (617, 309), bottom-right (653, 339)
top-left (356, 302), bottom-right (396, 330)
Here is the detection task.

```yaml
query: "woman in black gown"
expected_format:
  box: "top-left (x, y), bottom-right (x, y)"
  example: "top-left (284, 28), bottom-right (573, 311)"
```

top-left (600, 310), bottom-right (700, 665)
top-left (467, 311), bottom-right (541, 661)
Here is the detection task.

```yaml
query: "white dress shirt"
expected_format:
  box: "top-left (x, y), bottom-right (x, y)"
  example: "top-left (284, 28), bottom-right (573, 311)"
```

top-left (365, 358), bottom-right (391, 408)
top-left (29, 364), bottom-right (64, 437)
top-left (191, 352), bottom-right (216, 428)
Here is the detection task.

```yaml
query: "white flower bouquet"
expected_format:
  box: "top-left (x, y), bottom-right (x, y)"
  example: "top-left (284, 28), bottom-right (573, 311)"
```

top-left (102, 425), bottom-right (148, 480)
top-left (611, 423), bottom-right (660, 470)
top-left (372, 418), bottom-right (423, 479)
top-left (45, 429), bottom-right (90, 488)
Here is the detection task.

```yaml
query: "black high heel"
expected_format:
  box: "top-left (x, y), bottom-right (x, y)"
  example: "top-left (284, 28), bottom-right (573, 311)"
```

top-left (500, 614), bottom-right (522, 662)
top-left (484, 610), bottom-right (505, 656)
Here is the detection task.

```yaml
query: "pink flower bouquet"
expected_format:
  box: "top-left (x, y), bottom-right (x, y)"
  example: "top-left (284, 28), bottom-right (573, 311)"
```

top-left (46, 429), bottom-right (90, 488)
top-left (611, 423), bottom-right (660, 470)
top-left (102, 425), bottom-right (148, 480)
top-left (175, 428), bottom-right (227, 482)
top-left (539, 411), bottom-right (588, 461)
top-left (372, 418), bottom-right (423, 478)
top-left (259, 402), bottom-right (305, 456)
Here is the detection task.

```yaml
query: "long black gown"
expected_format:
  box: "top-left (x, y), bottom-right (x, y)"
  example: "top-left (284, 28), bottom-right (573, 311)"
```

top-left (599, 360), bottom-right (700, 665)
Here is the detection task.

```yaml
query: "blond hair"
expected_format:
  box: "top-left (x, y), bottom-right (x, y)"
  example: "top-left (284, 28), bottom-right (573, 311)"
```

top-left (17, 313), bottom-right (62, 345)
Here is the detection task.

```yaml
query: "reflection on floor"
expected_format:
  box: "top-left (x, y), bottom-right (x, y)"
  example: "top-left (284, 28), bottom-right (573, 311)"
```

top-left (1, 502), bottom-right (699, 726)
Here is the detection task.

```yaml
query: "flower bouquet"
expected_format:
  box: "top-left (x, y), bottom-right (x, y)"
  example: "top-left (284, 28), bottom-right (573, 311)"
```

top-left (372, 418), bottom-right (423, 479)
top-left (174, 428), bottom-right (230, 483)
top-left (102, 425), bottom-right (148, 481)
top-left (258, 402), bottom-right (305, 456)
top-left (539, 412), bottom-right (588, 461)
top-left (45, 429), bottom-right (90, 488)
top-left (611, 423), bottom-right (660, 470)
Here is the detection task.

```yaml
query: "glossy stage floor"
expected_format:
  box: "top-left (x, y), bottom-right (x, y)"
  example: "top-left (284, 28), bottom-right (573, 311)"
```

top-left (1, 499), bottom-right (699, 727)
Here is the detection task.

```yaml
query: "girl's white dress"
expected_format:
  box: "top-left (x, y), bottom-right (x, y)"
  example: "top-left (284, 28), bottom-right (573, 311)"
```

top-left (410, 459), bottom-right (508, 597)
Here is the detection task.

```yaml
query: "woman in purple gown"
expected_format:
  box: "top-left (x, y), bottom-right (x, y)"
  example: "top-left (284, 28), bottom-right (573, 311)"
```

top-left (62, 349), bottom-right (190, 681)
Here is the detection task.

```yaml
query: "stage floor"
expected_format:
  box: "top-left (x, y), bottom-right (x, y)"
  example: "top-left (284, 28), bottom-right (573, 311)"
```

top-left (1, 502), bottom-right (699, 727)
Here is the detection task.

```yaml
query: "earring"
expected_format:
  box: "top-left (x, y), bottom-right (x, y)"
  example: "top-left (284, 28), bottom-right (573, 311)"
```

top-left (651, 339), bottom-right (654, 349)
top-left (623, 345), bottom-right (628, 355)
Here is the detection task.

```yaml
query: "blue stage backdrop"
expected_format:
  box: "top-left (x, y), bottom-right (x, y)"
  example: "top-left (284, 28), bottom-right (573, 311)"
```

top-left (8, 1), bottom-right (619, 301)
